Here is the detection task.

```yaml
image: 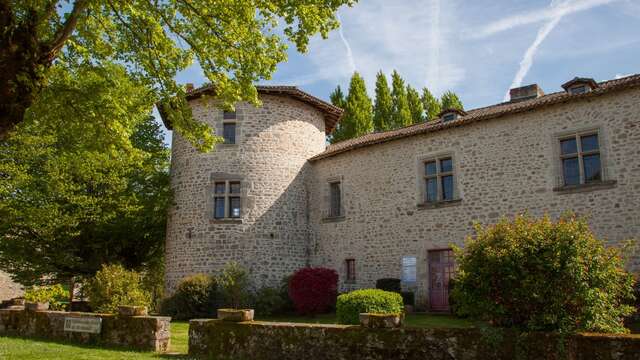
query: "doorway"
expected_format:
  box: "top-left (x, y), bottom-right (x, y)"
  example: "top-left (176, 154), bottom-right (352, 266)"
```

top-left (428, 249), bottom-right (455, 312)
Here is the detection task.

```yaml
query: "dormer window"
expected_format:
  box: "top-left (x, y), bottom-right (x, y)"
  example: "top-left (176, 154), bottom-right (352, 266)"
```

top-left (438, 108), bottom-right (467, 122)
top-left (561, 77), bottom-right (598, 94)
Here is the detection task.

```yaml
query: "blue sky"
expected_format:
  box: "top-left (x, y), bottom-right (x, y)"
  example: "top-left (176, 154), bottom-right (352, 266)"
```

top-left (157, 0), bottom-right (640, 145)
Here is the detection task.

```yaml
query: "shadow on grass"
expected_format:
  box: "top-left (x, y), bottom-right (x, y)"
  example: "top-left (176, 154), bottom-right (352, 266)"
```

top-left (0, 334), bottom-right (193, 359)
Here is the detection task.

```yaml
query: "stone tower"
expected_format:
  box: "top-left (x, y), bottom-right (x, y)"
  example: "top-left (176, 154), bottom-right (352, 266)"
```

top-left (162, 86), bottom-right (342, 293)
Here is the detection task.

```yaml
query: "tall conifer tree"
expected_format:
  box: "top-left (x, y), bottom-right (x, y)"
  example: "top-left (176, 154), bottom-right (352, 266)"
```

top-left (373, 71), bottom-right (393, 132)
top-left (330, 72), bottom-right (373, 143)
top-left (421, 87), bottom-right (441, 121)
top-left (390, 70), bottom-right (411, 128)
top-left (329, 86), bottom-right (346, 109)
top-left (406, 85), bottom-right (424, 124)
top-left (441, 90), bottom-right (464, 111)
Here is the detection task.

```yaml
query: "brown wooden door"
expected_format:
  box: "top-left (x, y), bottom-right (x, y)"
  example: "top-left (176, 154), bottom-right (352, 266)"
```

top-left (428, 249), bottom-right (455, 312)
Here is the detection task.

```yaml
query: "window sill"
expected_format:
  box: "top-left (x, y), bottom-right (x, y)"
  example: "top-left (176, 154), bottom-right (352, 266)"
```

top-left (216, 143), bottom-right (238, 148)
top-left (417, 198), bottom-right (462, 210)
top-left (553, 180), bottom-right (616, 194)
top-left (209, 218), bottom-right (243, 224)
top-left (344, 280), bottom-right (356, 285)
top-left (322, 215), bottom-right (346, 223)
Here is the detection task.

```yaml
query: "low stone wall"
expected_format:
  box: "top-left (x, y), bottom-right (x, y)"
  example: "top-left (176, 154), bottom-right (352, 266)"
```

top-left (0, 308), bottom-right (170, 352)
top-left (189, 320), bottom-right (640, 360)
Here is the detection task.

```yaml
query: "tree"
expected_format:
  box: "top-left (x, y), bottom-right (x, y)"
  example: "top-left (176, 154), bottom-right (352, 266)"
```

top-left (440, 90), bottom-right (464, 111)
top-left (0, 0), bottom-right (354, 150)
top-left (329, 85), bottom-right (347, 110)
top-left (451, 214), bottom-right (635, 334)
top-left (406, 85), bottom-right (424, 124)
top-left (373, 71), bottom-right (393, 132)
top-left (421, 87), bottom-right (441, 121)
top-left (0, 63), bottom-right (171, 289)
top-left (330, 72), bottom-right (373, 143)
top-left (390, 70), bottom-right (411, 129)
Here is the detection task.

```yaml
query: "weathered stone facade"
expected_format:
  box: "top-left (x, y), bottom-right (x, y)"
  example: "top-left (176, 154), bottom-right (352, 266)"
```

top-left (165, 95), bottom-right (326, 293)
top-left (164, 76), bottom-right (640, 309)
top-left (0, 270), bottom-right (22, 301)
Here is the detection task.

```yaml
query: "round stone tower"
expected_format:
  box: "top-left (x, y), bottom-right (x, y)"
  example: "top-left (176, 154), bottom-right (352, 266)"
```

top-left (163, 86), bottom-right (341, 293)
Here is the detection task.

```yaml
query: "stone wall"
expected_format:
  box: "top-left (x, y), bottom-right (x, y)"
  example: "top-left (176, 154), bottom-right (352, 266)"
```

top-left (308, 88), bottom-right (640, 306)
top-left (0, 308), bottom-right (170, 352)
top-left (164, 95), bottom-right (327, 294)
top-left (0, 270), bottom-right (22, 301)
top-left (188, 319), bottom-right (640, 360)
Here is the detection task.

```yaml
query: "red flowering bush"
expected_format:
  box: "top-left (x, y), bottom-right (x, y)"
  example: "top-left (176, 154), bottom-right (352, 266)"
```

top-left (288, 267), bottom-right (338, 315)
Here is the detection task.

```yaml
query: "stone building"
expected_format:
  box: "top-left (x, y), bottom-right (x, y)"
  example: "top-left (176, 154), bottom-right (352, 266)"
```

top-left (162, 74), bottom-right (640, 310)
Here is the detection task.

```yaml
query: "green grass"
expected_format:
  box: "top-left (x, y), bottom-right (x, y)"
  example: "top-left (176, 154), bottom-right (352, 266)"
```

top-left (0, 314), bottom-right (473, 359)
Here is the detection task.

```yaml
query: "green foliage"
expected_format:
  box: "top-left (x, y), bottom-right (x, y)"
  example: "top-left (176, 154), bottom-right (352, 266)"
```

top-left (373, 71), bottom-right (393, 132)
top-left (0, 63), bottom-right (170, 286)
top-left (329, 86), bottom-right (346, 109)
top-left (390, 70), bottom-right (412, 128)
top-left (85, 264), bottom-right (151, 314)
top-left (161, 274), bottom-right (220, 320)
top-left (2, 1), bottom-right (355, 148)
top-left (24, 284), bottom-right (69, 311)
top-left (440, 90), bottom-right (464, 111)
top-left (330, 72), bottom-right (373, 143)
top-left (251, 286), bottom-right (286, 316)
top-left (336, 289), bottom-right (404, 325)
top-left (452, 214), bottom-right (636, 333)
top-left (406, 85), bottom-right (424, 124)
top-left (401, 291), bottom-right (415, 306)
top-left (280, 275), bottom-right (295, 313)
top-left (421, 87), bottom-right (441, 121)
top-left (218, 262), bottom-right (250, 309)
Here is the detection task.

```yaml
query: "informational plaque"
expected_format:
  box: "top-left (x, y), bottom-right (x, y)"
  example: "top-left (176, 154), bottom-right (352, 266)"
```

top-left (401, 256), bottom-right (417, 284)
top-left (64, 317), bottom-right (102, 334)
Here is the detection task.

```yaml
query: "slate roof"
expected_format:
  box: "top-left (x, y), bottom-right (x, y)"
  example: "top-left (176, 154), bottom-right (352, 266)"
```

top-left (310, 74), bottom-right (640, 161)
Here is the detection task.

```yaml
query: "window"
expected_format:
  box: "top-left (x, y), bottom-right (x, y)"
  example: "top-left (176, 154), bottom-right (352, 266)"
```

top-left (559, 133), bottom-right (602, 186)
top-left (222, 111), bottom-right (237, 144)
top-left (442, 113), bottom-right (456, 122)
top-left (569, 85), bottom-right (587, 95)
top-left (329, 181), bottom-right (342, 217)
top-left (213, 181), bottom-right (241, 219)
top-left (424, 157), bottom-right (455, 202)
top-left (345, 259), bottom-right (356, 282)
top-left (401, 256), bottom-right (417, 284)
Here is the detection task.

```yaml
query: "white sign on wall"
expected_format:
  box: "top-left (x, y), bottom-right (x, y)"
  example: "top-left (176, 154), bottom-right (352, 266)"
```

top-left (401, 256), bottom-right (417, 284)
top-left (64, 317), bottom-right (102, 334)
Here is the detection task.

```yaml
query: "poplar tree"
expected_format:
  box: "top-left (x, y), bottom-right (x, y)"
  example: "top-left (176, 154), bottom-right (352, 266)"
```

top-left (421, 87), bottom-right (442, 121)
top-left (373, 71), bottom-right (393, 132)
top-left (330, 72), bottom-right (373, 143)
top-left (441, 91), bottom-right (464, 111)
top-left (406, 85), bottom-right (424, 124)
top-left (390, 70), bottom-right (412, 128)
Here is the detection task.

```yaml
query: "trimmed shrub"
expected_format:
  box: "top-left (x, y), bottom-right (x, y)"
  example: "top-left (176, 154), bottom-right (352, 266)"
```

top-left (251, 286), bottom-right (286, 316)
top-left (375, 278), bottom-right (401, 293)
top-left (400, 291), bottom-right (415, 307)
top-left (452, 214), bottom-right (636, 333)
top-left (161, 274), bottom-right (220, 320)
top-left (279, 275), bottom-right (295, 313)
top-left (85, 264), bottom-right (151, 314)
top-left (288, 267), bottom-right (338, 315)
top-left (336, 289), bottom-right (403, 325)
top-left (24, 284), bottom-right (69, 311)
top-left (218, 262), bottom-right (250, 309)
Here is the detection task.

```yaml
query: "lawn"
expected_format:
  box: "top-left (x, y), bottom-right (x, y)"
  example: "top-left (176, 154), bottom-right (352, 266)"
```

top-left (0, 314), bottom-right (472, 359)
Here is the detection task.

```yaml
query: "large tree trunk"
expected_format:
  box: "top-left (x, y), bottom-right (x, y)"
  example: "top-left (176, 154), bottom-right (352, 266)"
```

top-left (0, 3), bottom-right (48, 140)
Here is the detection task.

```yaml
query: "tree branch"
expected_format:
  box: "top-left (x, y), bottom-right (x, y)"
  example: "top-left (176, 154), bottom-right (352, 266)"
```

top-left (45, 0), bottom-right (90, 62)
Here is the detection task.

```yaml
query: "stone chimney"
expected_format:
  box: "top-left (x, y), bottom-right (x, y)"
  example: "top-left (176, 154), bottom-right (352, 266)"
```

top-left (186, 83), bottom-right (194, 92)
top-left (509, 84), bottom-right (544, 102)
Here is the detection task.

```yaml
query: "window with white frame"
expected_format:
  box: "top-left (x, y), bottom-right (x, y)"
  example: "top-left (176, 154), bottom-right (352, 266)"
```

top-left (559, 132), bottom-right (602, 186)
top-left (213, 181), bottom-right (241, 219)
top-left (423, 156), bottom-right (455, 202)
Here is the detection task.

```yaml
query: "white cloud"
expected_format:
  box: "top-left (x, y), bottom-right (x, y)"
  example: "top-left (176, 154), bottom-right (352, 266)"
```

top-left (473, 0), bottom-right (621, 38)
top-left (277, 0), bottom-right (466, 96)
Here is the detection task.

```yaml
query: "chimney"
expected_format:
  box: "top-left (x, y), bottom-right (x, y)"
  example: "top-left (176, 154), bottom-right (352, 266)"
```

top-left (185, 83), bottom-right (194, 92)
top-left (509, 84), bottom-right (544, 102)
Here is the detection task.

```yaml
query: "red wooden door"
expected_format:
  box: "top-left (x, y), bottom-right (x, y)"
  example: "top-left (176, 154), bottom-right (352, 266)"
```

top-left (428, 249), bottom-right (455, 312)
